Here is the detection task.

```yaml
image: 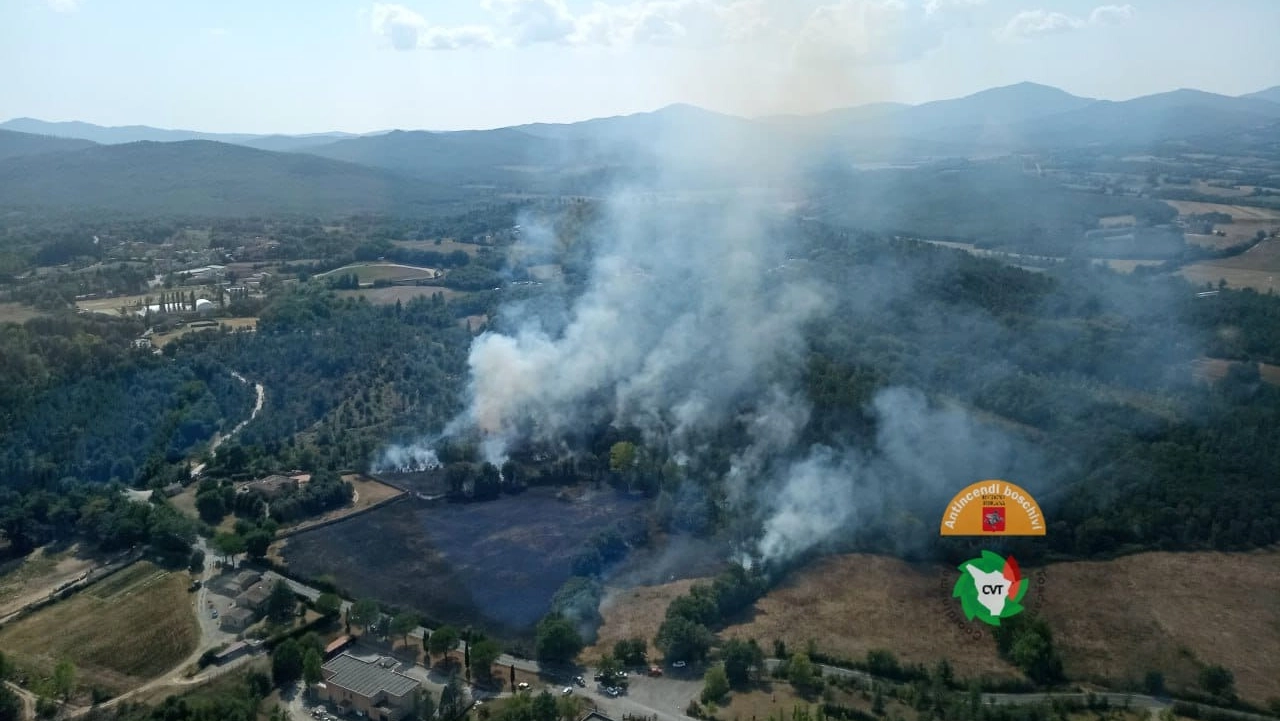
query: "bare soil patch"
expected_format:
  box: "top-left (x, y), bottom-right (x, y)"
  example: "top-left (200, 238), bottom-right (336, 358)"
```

top-left (150, 317), bottom-right (258, 347)
top-left (0, 561), bottom-right (198, 701)
top-left (0, 302), bottom-right (42, 324)
top-left (0, 545), bottom-right (96, 618)
top-left (392, 239), bottom-right (485, 256)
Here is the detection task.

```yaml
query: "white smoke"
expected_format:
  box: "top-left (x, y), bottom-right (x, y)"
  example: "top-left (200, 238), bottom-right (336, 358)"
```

top-left (458, 191), bottom-right (827, 467)
top-left (374, 443), bottom-right (443, 473)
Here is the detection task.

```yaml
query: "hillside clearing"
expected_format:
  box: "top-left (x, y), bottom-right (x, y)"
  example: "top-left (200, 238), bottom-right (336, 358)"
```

top-left (584, 578), bottom-right (703, 663)
top-left (0, 302), bottom-right (42, 324)
top-left (1164, 201), bottom-right (1280, 221)
top-left (0, 561), bottom-right (198, 701)
top-left (0, 545), bottom-right (95, 618)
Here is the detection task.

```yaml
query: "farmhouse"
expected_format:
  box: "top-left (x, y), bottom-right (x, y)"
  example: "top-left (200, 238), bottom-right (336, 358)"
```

top-left (234, 582), bottom-right (272, 610)
top-left (213, 570), bottom-right (262, 597)
top-left (219, 607), bottom-right (257, 632)
top-left (316, 653), bottom-right (421, 721)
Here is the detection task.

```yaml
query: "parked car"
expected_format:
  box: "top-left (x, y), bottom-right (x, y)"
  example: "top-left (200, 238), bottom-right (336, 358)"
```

top-left (671, 660), bottom-right (686, 668)
top-left (574, 676), bottom-right (586, 687)
top-left (562, 687), bottom-right (573, 695)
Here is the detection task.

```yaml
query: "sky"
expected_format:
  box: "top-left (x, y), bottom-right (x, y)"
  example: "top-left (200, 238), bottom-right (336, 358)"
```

top-left (1, 0), bottom-right (1277, 134)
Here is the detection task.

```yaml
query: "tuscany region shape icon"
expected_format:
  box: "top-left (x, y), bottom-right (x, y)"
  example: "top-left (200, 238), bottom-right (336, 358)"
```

top-left (952, 550), bottom-right (1028, 626)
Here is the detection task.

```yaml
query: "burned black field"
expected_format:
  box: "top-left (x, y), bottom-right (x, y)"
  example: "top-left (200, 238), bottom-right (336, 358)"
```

top-left (281, 486), bottom-right (645, 636)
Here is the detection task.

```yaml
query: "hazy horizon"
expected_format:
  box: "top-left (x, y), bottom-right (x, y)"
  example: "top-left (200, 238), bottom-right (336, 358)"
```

top-left (2, 0), bottom-right (1278, 135)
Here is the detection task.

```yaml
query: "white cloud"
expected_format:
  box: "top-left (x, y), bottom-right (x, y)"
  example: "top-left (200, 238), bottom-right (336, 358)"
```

top-left (369, 0), bottom-right (772, 51)
top-left (996, 4), bottom-right (1135, 42)
top-left (1089, 4), bottom-right (1135, 26)
top-left (923, 0), bottom-right (986, 17)
top-left (371, 3), bottom-right (497, 50)
top-left (46, 0), bottom-right (79, 13)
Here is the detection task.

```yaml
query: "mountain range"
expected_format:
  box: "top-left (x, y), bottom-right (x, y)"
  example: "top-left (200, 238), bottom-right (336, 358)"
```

top-left (2, 81), bottom-right (1278, 217)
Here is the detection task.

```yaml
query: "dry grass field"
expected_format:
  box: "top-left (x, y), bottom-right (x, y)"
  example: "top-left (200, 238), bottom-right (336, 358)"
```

top-left (713, 550), bottom-right (1280, 705)
top-left (1180, 238), bottom-right (1280, 291)
top-left (583, 578), bottom-right (703, 662)
top-left (722, 555), bottom-right (1018, 680)
top-left (275, 475), bottom-right (404, 537)
top-left (0, 561), bottom-right (198, 700)
top-left (1099, 215), bottom-right (1138, 228)
top-left (335, 285), bottom-right (466, 305)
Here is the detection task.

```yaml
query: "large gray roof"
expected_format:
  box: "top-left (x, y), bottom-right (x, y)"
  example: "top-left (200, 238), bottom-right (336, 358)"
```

top-left (322, 654), bottom-right (419, 699)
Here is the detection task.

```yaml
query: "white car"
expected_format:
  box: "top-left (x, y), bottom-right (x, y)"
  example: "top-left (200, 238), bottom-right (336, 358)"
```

top-left (672, 661), bottom-right (686, 668)
top-left (562, 687), bottom-right (573, 695)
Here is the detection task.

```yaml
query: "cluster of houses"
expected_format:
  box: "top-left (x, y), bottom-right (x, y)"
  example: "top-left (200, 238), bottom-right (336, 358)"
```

top-left (213, 569), bottom-right (273, 632)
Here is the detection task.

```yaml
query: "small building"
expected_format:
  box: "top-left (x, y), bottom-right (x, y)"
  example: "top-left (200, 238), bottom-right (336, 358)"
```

top-left (219, 607), bottom-right (257, 632)
top-left (317, 653), bottom-right (421, 721)
top-left (234, 582), bottom-right (272, 610)
top-left (324, 634), bottom-right (354, 659)
top-left (213, 569), bottom-right (261, 597)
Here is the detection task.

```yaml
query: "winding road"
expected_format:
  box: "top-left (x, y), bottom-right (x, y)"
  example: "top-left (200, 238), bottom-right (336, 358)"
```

top-left (191, 371), bottom-right (264, 479)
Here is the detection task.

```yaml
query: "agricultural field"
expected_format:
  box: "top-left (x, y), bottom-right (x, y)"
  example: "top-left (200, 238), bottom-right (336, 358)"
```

top-left (75, 287), bottom-right (223, 316)
top-left (1164, 201), bottom-right (1280, 221)
top-left (316, 262), bottom-right (440, 284)
top-left (280, 486), bottom-right (646, 637)
top-left (1180, 238), bottom-right (1280, 291)
top-left (335, 285), bottom-right (466, 305)
top-left (0, 561), bottom-right (198, 701)
top-left (719, 550), bottom-right (1280, 705)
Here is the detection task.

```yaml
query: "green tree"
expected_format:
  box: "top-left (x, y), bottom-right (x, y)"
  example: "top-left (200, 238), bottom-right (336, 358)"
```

top-left (608, 442), bottom-right (636, 473)
top-left (429, 625), bottom-right (461, 663)
top-left (272, 639), bottom-right (304, 687)
top-left (195, 491), bottom-right (227, 524)
top-left (613, 638), bottom-right (647, 666)
top-left (700, 665), bottom-right (730, 705)
top-left (0, 684), bottom-right (20, 721)
top-left (1199, 664), bottom-right (1235, 699)
top-left (787, 653), bottom-right (822, 696)
top-left (302, 648), bottom-right (323, 687)
top-left (415, 688), bottom-right (436, 721)
top-left (532, 690), bottom-right (558, 721)
top-left (348, 597), bottom-right (381, 635)
top-left (654, 616), bottom-right (713, 664)
top-left (1143, 670), bottom-right (1165, 696)
top-left (188, 548), bottom-right (205, 573)
top-left (470, 639), bottom-right (502, 682)
top-left (52, 660), bottom-right (76, 703)
top-left (391, 612), bottom-right (421, 650)
top-left (315, 592), bottom-right (342, 618)
top-left (265, 580), bottom-right (297, 623)
top-left (535, 613), bottom-right (583, 664)
top-left (721, 638), bottom-right (764, 687)
top-left (212, 532), bottom-right (245, 565)
top-left (244, 529), bottom-right (272, 560)
top-left (597, 654), bottom-right (623, 684)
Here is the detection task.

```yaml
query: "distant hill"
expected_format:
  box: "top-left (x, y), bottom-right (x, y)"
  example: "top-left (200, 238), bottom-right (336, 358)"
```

top-left (1009, 88), bottom-right (1280, 147)
top-left (0, 117), bottom-right (262, 145)
top-left (1243, 86), bottom-right (1280, 105)
top-left (0, 140), bottom-right (478, 217)
top-left (0, 129), bottom-right (97, 160)
top-left (302, 127), bottom-right (567, 182)
top-left (237, 133), bottom-right (365, 152)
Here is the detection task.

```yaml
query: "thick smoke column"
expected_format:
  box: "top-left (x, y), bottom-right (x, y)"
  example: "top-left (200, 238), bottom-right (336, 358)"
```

top-left (460, 192), bottom-right (827, 466)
